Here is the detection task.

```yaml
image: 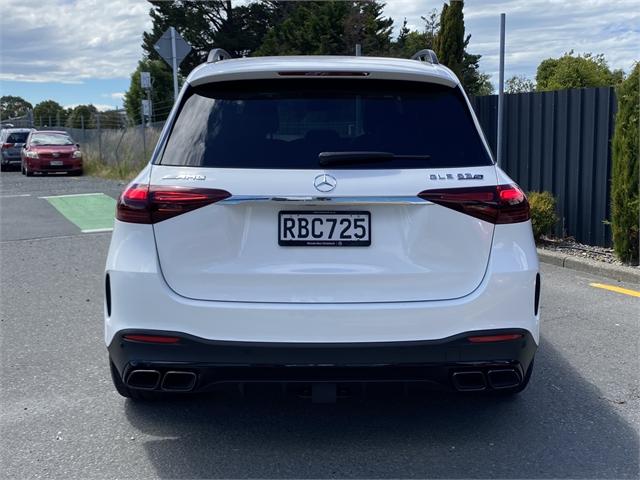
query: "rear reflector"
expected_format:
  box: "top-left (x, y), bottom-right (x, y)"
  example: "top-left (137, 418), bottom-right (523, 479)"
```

top-left (123, 334), bottom-right (180, 344)
top-left (467, 334), bottom-right (523, 343)
top-left (116, 184), bottom-right (231, 224)
top-left (417, 184), bottom-right (530, 224)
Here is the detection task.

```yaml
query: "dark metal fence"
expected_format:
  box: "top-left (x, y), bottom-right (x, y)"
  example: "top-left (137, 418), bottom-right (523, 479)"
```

top-left (471, 87), bottom-right (617, 246)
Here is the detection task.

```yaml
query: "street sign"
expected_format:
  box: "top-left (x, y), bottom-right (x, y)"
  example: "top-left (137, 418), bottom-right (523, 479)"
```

top-left (154, 28), bottom-right (192, 68)
top-left (141, 99), bottom-right (151, 118)
top-left (154, 27), bottom-right (192, 102)
top-left (140, 71), bottom-right (151, 90)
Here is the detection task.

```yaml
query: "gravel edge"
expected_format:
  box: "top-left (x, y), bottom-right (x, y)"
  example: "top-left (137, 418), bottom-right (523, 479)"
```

top-left (538, 248), bottom-right (640, 284)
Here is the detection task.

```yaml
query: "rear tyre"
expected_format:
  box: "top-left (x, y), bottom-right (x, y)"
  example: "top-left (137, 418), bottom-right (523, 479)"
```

top-left (109, 359), bottom-right (163, 401)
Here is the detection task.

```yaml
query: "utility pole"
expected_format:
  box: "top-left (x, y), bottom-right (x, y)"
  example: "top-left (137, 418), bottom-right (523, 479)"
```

top-left (496, 13), bottom-right (506, 167)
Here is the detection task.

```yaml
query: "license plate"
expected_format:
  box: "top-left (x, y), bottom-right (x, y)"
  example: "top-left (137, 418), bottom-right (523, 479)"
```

top-left (50, 160), bottom-right (63, 166)
top-left (279, 211), bottom-right (371, 247)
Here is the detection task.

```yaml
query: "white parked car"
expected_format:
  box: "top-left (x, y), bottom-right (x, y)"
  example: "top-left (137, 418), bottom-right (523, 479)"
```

top-left (106, 50), bottom-right (539, 400)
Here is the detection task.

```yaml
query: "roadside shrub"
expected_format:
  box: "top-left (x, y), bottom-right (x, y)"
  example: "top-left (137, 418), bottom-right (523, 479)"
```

top-left (528, 191), bottom-right (558, 241)
top-left (611, 63), bottom-right (639, 265)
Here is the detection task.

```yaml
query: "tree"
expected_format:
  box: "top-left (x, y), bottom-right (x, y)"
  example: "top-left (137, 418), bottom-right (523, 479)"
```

top-left (99, 110), bottom-right (127, 129)
top-left (142, 1), bottom-right (277, 74)
top-left (0, 95), bottom-right (33, 120)
top-left (392, 10), bottom-right (438, 58)
top-left (433, 0), bottom-right (464, 78)
top-left (610, 64), bottom-right (639, 264)
top-left (66, 105), bottom-right (98, 129)
top-left (432, 1), bottom-right (492, 96)
top-left (506, 75), bottom-right (536, 94)
top-left (536, 52), bottom-right (622, 91)
top-left (33, 100), bottom-right (67, 127)
top-left (124, 59), bottom-right (175, 125)
top-left (256, 1), bottom-right (394, 56)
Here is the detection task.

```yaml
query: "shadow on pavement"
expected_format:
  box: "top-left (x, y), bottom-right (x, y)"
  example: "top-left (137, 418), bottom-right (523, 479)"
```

top-left (124, 337), bottom-right (638, 479)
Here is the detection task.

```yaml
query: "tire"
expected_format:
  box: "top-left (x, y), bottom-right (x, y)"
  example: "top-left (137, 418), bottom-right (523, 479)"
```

top-left (25, 163), bottom-right (33, 177)
top-left (21, 163), bottom-right (25, 175)
top-left (109, 359), bottom-right (163, 401)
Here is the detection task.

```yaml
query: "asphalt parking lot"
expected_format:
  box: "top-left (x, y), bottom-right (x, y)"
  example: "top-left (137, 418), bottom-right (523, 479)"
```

top-left (1, 171), bottom-right (638, 479)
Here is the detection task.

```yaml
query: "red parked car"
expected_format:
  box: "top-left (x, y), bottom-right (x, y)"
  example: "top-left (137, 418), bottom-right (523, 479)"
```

top-left (21, 131), bottom-right (83, 176)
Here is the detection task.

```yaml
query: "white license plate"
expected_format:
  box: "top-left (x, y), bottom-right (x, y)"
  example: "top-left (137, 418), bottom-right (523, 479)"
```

top-left (279, 211), bottom-right (371, 247)
top-left (50, 160), bottom-right (63, 166)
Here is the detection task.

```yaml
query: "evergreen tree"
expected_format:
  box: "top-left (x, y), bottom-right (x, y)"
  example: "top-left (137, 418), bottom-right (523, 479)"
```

top-left (33, 100), bottom-right (67, 127)
top-left (610, 64), bottom-right (639, 264)
top-left (434, 0), bottom-right (464, 78)
top-left (257, 1), bottom-right (393, 56)
top-left (66, 105), bottom-right (98, 129)
top-left (432, 1), bottom-right (492, 96)
top-left (141, 0), bottom-right (277, 74)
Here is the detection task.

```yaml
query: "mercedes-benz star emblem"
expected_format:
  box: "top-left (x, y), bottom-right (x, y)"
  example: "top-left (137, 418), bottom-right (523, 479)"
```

top-left (313, 174), bottom-right (337, 193)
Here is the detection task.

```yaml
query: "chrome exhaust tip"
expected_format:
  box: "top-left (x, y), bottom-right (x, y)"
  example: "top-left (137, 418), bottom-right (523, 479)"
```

top-left (451, 371), bottom-right (486, 391)
top-left (126, 370), bottom-right (161, 390)
top-left (161, 371), bottom-right (197, 392)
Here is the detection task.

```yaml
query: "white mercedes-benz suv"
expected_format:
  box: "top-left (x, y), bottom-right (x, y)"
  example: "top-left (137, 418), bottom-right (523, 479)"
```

top-left (106, 50), bottom-right (539, 400)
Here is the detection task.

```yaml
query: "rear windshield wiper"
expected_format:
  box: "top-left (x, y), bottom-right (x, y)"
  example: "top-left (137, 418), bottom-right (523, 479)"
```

top-left (318, 151), bottom-right (430, 166)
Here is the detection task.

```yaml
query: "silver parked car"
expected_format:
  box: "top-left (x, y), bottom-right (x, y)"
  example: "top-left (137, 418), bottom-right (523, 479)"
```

top-left (1, 128), bottom-right (34, 171)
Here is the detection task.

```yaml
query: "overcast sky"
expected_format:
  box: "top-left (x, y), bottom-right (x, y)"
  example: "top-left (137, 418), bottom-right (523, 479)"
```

top-left (1, 0), bottom-right (638, 111)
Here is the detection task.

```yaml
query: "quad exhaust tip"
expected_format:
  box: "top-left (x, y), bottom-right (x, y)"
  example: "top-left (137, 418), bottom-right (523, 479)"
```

top-left (451, 368), bottom-right (522, 391)
top-left (126, 370), bottom-right (161, 390)
top-left (486, 369), bottom-right (521, 389)
top-left (451, 371), bottom-right (486, 391)
top-left (161, 371), bottom-right (197, 392)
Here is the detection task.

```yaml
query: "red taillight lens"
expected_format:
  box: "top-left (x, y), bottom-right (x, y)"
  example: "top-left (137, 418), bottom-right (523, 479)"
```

top-left (123, 334), bottom-right (180, 344)
top-left (1, 143), bottom-right (13, 149)
top-left (116, 184), bottom-right (231, 224)
top-left (468, 333), bottom-right (523, 343)
top-left (417, 184), bottom-right (529, 224)
top-left (117, 184), bottom-right (151, 223)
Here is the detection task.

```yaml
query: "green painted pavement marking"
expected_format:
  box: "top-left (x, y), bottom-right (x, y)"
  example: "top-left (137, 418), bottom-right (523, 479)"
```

top-left (43, 193), bottom-right (116, 232)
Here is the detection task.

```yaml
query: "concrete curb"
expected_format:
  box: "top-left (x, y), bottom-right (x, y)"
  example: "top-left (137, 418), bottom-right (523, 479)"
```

top-left (537, 248), bottom-right (640, 284)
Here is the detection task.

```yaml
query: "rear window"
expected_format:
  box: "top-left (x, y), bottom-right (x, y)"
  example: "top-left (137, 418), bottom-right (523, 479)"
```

top-left (6, 132), bottom-right (29, 143)
top-left (159, 80), bottom-right (492, 169)
top-left (30, 133), bottom-right (74, 146)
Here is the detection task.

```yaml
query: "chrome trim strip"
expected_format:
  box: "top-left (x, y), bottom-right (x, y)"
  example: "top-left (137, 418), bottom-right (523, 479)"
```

top-left (219, 195), bottom-right (432, 206)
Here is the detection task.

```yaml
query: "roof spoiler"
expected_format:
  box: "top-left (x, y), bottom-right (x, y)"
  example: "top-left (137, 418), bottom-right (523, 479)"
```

top-left (205, 47), bottom-right (438, 65)
top-left (411, 49), bottom-right (439, 65)
top-left (207, 48), bottom-right (233, 64)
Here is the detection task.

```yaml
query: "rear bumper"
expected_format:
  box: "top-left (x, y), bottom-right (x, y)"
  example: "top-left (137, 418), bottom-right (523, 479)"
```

top-left (26, 159), bottom-right (82, 171)
top-left (105, 222), bottom-right (541, 346)
top-left (109, 328), bottom-right (537, 392)
top-left (1, 156), bottom-right (21, 164)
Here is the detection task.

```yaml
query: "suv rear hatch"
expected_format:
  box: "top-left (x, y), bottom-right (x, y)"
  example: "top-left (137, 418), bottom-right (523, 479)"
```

top-left (147, 79), bottom-right (500, 303)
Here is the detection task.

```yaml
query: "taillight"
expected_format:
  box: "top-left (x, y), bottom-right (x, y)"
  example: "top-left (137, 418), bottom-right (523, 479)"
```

top-left (417, 184), bottom-right (529, 224)
top-left (1, 143), bottom-right (13, 149)
top-left (116, 184), bottom-right (231, 224)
